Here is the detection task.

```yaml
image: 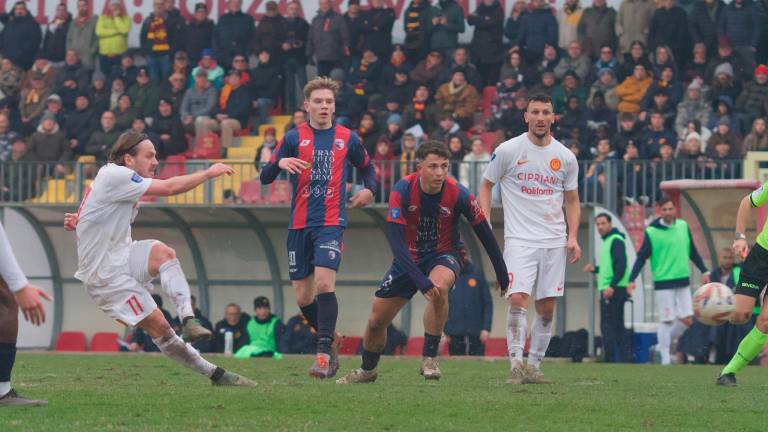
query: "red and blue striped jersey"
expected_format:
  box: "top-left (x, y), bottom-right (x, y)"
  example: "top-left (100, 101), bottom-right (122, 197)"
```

top-left (261, 122), bottom-right (374, 229)
top-left (387, 173), bottom-right (487, 263)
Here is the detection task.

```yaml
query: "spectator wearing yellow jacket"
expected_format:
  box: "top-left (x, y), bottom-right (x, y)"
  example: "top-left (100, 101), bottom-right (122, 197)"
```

top-left (95, 0), bottom-right (131, 77)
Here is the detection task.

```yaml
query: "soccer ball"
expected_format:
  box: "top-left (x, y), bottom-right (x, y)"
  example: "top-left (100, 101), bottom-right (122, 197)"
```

top-left (693, 282), bottom-right (734, 326)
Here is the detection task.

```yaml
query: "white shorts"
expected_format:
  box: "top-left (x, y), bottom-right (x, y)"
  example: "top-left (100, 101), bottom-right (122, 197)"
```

top-left (85, 240), bottom-right (158, 326)
top-left (655, 287), bottom-right (694, 322)
top-left (504, 244), bottom-right (566, 300)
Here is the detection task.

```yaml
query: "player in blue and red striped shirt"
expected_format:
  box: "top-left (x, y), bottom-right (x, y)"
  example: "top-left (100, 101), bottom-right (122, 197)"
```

top-left (336, 141), bottom-right (509, 384)
top-left (260, 77), bottom-right (377, 379)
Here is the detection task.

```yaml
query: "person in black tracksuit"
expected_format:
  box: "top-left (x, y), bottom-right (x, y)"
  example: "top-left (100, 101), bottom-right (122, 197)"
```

top-left (444, 257), bottom-right (493, 356)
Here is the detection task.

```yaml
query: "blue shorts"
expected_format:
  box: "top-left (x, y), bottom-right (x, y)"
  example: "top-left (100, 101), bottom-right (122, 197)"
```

top-left (287, 226), bottom-right (344, 280)
top-left (375, 253), bottom-right (462, 300)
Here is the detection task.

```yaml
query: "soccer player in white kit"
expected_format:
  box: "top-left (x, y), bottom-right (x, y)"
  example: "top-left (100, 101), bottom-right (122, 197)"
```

top-left (479, 94), bottom-right (581, 384)
top-left (64, 131), bottom-right (255, 387)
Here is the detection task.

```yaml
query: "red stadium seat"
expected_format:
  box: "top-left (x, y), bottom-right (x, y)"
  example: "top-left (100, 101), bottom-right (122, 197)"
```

top-left (480, 131), bottom-right (498, 153)
top-left (404, 337), bottom-right (423, 356)
top-left (55, 331), bottom-right (87, 352)
top-left (90, 332), bottom-right (119, 352)
top-left (484, 338), bottom-right (507, 357)
top-left (157, 155), bottom-right (186, 179)
top-left (340, 336), bottom-right (362, 355)
top-left (482, 86), bottom-right (496, 118)
top-left (189, 133), bottom-right (222, 159)
top-left (267, 180), bottom-right (292, 204)
top-left (240, 180), bottom-right (263, 204)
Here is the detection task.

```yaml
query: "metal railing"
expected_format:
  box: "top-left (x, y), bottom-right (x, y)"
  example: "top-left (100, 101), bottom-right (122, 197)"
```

top-left (0, 159), bottom-right (745, 212)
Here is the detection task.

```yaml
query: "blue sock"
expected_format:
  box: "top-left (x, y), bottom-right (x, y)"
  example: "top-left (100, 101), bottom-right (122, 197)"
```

top-left (0, 342), bottom-right (16, 382)
top-left (316, 292), bottom-right (338, 355)
top-left (423, 333), bottom-right (441, 358)
top-left (299, 300), bottom-right (319, 330)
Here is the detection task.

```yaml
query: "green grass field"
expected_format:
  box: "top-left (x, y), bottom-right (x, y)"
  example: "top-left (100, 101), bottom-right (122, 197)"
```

top-left (0, 354), bottom-right (766, 431)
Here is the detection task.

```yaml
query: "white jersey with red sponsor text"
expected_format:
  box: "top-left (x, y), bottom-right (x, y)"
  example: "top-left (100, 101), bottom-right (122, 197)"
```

top-left (483, 133), bottom-right (578, 248)
top-left (74, 164), bottom-right (152, 286)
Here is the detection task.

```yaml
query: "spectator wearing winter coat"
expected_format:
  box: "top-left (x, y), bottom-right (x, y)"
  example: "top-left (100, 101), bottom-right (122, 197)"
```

top-left (736, 64), bottom-right (768, 123)
top-left (250, 50), bottom-right (283, 130)
top-left (402, 0), bottom-right (433, 63)
top-left (675, 79), bottom-right (711, 138)
top-left (500, 49), bottom-right (536, 88)
top-left (95, 0), bottom-right (131, 76)
top-left (615, 63), bottom-right (653, 113)
top-left (202, 70), bottom-right (251, 148)
top-left (444, 257), bottom-right (493, 356)
top-left (435, 69), bottom-right (479, 130)
top-left (180, 3), bottom-right (214, 66)
top-left (42, 4), bottom-right (72, 64)
top-left (0, 114), bottom-right (19, 162)
top-left (153, 99), bottom-right (186, 159)
top-left (705, 36), bottom-right (750, 82)
top-left (516, 0), bottom-right (559, 63)
top-left (140, 0), bottom-right (179, 83)
top-left (402, 85), bottom-right (438, 134)
top-left (438, 48), bottom-right (483, 91)
top-left (253, 1), bottom-right (285, 61)
top-left (1, 2), bottom-right (42, 70)
top-left (307, 0), bottom-right (350, 77)
top-left (554, 41), bottom-right (592, 82)
top-left (689, 0), bottom-right (725, 56)
top-left (212, 0), bottom-right (254, 68)
top-left (589, 68), bottom-right (619, 110)
top-left (113, 94), bottom-right (140, 132)
top-left (360, 0), bottom-right (396, 60)
top-left (557, 0), bottom-right (583, 50)
top-left (66, 0), bottom-right (99, 70)
top-left (578, 0), bottom-right (617, 59)
top-left (617, 40), bottom-right (651, 82)
top-left (429, 0), bottom-right (465, 58)
top-left (65, 93), bottom-right (99, 155)
top-left (744, 117), bottom-right (768, 151)
top-left (718, 0), bottom-right (763, 71)
top-left (683, 43), bottom-right (710, 84)
top-left (706, 119), bottom-right (742, 157)
top-left (551, 70), bottom-right (589, 114)
top-left (344, 0), bottom-right (365, 63)
top-left (180, 69), bottom-right (218, 137)
top-left (648, 0), bottom-right (691, 67)
top-left (615, 0), bottom-right (655, 54)
top-left (281, 2), bottom-right (310, 113)
top-left (279, 313), bottom-right (317, 355)
top-left (85, 111), bottom-right (122, 161)
top-left (27, 113), bottom-right (72, 167)
top-left (410, 50), bottom-right (446, 92)
top-left (19, 74), bottom-right (53, 129)
top-left (709, 64), bottom-right (742, 113)
top-left (504, 1), bottom-right (528, 46)
top-left (213, 304), bottom-right (251, 354)
top-left (468, 0), bottom-right (505, 87)
top-left (126, 67), bottom-right (160, 120)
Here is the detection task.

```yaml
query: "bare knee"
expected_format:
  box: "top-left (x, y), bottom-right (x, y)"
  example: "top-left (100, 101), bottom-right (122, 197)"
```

top-left (139, 310), bottom-right (173, 340)
top-left (152, 242), bottom-right (176, 262)
top-left (293, 279), bottom-right (315, 306)
top-left (367, 314), bottom-right (390, 333)
top-left (315, 279), bottom-right (333, 294)
top-left (756, 315), bottom-right (768, 333)
top-left (508, 293), bottom-right (529, 309)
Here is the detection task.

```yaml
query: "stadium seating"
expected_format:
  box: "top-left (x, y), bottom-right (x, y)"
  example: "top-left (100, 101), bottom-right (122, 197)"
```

top-left (258, 124), bottom-right (285, 140)
top-left (265, 180), bottom-right (292, 204)
top-left (404, 337), bottom-right (423, 356)
top-left (226, 147), bottom-right (257, 160)
top-left (340, 336), bottom-right (362, 355)
top-left (30, 179), bottom-right (74, 204)
top-left (484, 338), bottom-right (507, 357)
top-left (481, 86), bottom-right (496, 118)
top-left (187, 133), bottom-right (222, 159)
top-left (238, 136), bottom-right (264, 148)
top-left (55, 331), bottom-right (87, 352)
top-left (239, 180), bottom-right (263, 204)
top-left (89, 332), bottom-right (119, 352)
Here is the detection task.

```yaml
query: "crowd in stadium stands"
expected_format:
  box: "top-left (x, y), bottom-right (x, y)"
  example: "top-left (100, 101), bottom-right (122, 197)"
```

top-left (0, 0), bottom-right (766, 202)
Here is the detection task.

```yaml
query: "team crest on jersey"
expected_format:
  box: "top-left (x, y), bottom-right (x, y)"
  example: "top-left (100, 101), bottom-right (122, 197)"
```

top-left (130, 172), bottom-right (143, 183)
top-left (329, 250), bottom-right (336, 260)
top-left (299, 139), bottom-right (311, 147)
top-left (549, 158), bottom-right (562, 171)
top-left (390, 208), bottom-right (401, 219)
top-left (334, 139), bottom-right (345, 150)
top-left (408, 205), bottom-right (418, 212)
top-left (439, 206), bottom-right (452, 216)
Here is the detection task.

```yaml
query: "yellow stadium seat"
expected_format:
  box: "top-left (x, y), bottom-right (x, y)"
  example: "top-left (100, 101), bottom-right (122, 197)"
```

top-left (77, 155), bottom-right (96, 164)
top-left (239, 136), bottom-right (264, 148)
top-left (227, 147), bottom-right (257, 160)
top-left (270, 115), bottom-right (291, 127)
top-left (211, 160), bottom-right (258, 203)
top-left (31, 179), bottom-right (73, 204)
top-left (165, 184), bottom-right (205, 204)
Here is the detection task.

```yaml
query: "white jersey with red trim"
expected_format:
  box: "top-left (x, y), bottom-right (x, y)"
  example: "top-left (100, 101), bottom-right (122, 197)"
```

top-left (483, 133), bottom-right (578, 248)
top-left (74, 164), bottom-right (152, 285)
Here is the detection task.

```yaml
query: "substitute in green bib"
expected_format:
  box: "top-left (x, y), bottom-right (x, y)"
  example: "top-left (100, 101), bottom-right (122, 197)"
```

top-left (717, 182), bottom-right (768, 386)
top-left (584, 213), bottom-right (632, 363)
top-left (235, 297), bottom-right (285, 359)
top-left (628, 197), bottom-right (709, 365)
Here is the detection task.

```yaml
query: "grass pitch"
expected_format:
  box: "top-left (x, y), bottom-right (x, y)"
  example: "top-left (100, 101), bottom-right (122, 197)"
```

top-left (0, 353), bottom-right (766, 431)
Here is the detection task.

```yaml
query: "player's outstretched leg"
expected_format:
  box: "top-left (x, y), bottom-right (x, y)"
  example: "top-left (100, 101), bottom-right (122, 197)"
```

top-left (506, 297), bottom-right (528, 384)
top-left (148, 242), bottom-right (211, 343)
top-left (718, 327), bottom-right (768, 386)
top-left (140, 309), bottom-right (256, 387)
top-left (0, 280), bottom-right (46, 407)
top-left (337, 297), bottom-right (408, 384)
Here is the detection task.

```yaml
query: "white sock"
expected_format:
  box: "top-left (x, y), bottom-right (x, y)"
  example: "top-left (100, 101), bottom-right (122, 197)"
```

top-left (657, 321), bottom-right (673, 365)
top-left (159, 259), bottom-right (194, 319)
top-left (528, 314), bottom-right (553, 371)
top-left (670, 320), bottom-right (687, 340)
top-left (0, 381), bottom-right (10, 397)
top-left (506, 306), bottom-right (527, 368)
top-left (152, 328), bottom-right (217, 378)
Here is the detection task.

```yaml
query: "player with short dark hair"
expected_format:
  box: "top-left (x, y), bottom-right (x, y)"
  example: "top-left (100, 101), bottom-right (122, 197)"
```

top-left (260, 77), bottom-right (377, 379)
top-left (336, 141), bottom-right (508, 384)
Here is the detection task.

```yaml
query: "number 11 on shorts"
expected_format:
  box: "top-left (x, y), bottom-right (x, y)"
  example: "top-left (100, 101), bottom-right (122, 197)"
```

top-left (126, 295), bottom-right (144, 316)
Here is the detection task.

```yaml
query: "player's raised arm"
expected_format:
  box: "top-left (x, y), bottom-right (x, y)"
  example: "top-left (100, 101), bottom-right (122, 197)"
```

top-left (146, 163), bottom-right (234, 197)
